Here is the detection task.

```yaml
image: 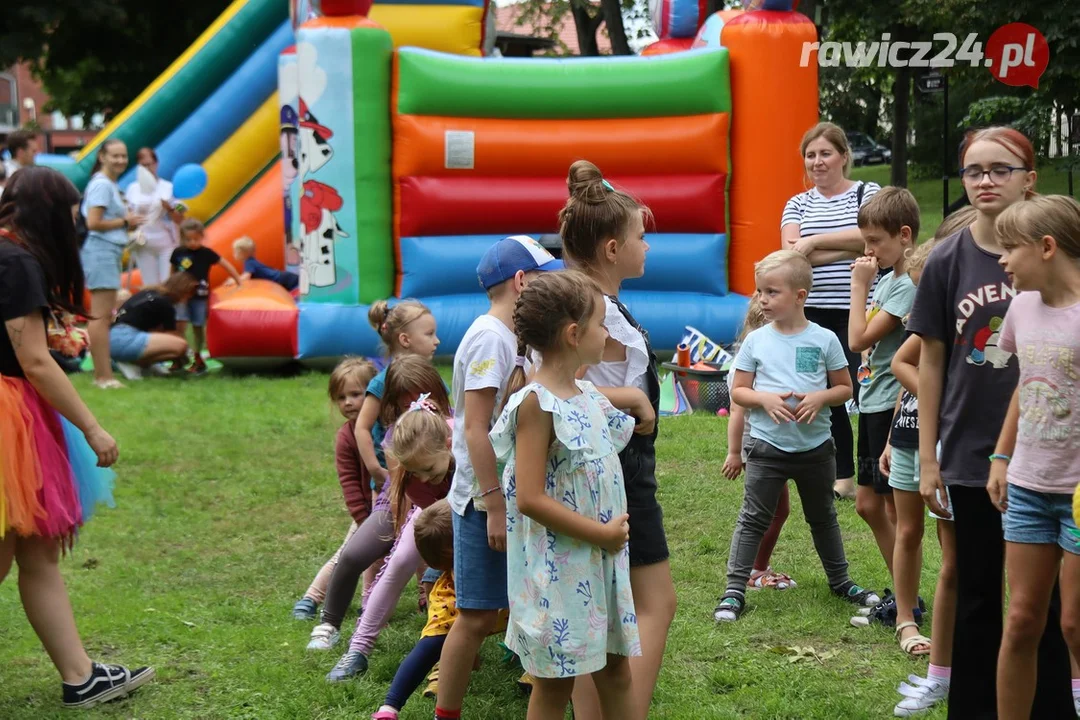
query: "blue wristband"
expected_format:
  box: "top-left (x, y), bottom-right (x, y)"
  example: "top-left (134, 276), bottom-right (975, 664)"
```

top-left (989, 453), bottom-right (1011, 463)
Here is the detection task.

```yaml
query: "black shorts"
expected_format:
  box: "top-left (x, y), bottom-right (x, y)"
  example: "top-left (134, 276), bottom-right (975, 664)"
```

top-left (857, 409), bottom-right (894, 495)
top-left (621, 434), bottom-right (669, 567)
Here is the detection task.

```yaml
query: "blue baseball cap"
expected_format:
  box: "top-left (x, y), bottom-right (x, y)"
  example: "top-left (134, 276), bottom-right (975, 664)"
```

top-left (477, 235), bottom-right (564, 290)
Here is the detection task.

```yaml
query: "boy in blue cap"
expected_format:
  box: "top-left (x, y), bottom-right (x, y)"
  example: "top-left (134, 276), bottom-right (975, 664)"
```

top-left (435, 235), bottom-right (562, 720)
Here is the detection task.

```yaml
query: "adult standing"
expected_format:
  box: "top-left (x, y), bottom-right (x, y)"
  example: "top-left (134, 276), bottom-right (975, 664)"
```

top-left (124, 148), bottom-right (183, 287)
top-left (3, 129), bottom-right (38, 179)
top-left (781, 122), bottom-right (880, 500)
top-left (0, 166), bottom-right (153, 708)
top-left (81, 139), bottom-right (144, 389)
top-left (908, 127), bottom-right (1073, 719)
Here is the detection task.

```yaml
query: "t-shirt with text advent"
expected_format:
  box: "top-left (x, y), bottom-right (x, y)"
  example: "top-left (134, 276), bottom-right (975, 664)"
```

top-left (997, 292), bottom-right (1080, 495)
top-left (733, 321), bottom-right (848, 453)
top-left (906, 228), bottom-right (1018, 488)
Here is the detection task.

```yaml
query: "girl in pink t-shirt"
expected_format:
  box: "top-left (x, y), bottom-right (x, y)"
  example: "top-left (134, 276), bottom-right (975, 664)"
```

top-left (989, 195), bottom-right (1080, 718)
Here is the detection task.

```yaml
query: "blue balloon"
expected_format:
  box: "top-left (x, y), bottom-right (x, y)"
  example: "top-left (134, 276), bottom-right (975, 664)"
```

top-left (172, 164), bottom-right (209, 199)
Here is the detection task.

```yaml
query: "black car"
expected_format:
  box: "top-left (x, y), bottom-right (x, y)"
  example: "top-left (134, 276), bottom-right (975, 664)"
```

top-left (848, 132), bottom-right (891, 166)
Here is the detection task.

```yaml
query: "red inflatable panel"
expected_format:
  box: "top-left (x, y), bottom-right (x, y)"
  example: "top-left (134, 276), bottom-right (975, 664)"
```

top-left (641, 37), bottom-right (695, 56)
top-left (398, 174), bottom-right (726, 237)
top-left (206, 280), bottom-right (298, 359)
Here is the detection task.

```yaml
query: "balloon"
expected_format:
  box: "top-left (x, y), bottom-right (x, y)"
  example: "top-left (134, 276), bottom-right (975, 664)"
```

top-left (172, 164), bottom-right (209, 200)
top-left (136, 165), bottom-right (157, 195)
top-left (717, 408), bottom-right (729, 417)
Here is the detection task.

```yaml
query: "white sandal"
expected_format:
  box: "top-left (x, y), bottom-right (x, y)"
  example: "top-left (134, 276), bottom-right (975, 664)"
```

top-left (895, 621), bottom-right (931, 657)
top-left (93, 378), bottom-right (126, 390)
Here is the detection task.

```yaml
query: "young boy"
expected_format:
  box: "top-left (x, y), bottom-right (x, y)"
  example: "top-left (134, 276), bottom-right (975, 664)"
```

top-left (848, 187), bottom-right (919, 577)
top-left (436, 236), bottom-right (561, 720)
top-left (232, 236), bottom-right (299, 292)
top-left (715, 250), bottom-right (880, 622)
top-left (170, 218), bottom-right (242, 373)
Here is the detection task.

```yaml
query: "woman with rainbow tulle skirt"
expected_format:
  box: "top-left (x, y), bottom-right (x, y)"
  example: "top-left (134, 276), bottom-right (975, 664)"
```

top-left (0, 166), bottom-right (154, 708)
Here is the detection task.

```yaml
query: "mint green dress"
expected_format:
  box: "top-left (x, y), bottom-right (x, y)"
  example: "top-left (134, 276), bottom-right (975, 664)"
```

top-left (489, 380), bottom-right (640, 678)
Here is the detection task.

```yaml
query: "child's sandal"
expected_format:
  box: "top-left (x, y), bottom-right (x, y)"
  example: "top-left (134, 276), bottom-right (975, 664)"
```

top-left (895, 621), bottom-right (931, 657)
top-left (371, 711), bottom-right (398, 720)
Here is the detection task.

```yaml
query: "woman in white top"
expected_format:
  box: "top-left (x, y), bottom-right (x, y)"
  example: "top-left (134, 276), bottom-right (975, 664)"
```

top-left (124, 148), bottom-right (184, 286)
top-left (781, 122), bottom-right (880, 499)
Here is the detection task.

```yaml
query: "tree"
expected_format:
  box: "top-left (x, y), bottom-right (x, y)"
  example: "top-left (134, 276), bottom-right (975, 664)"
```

top-left (0, 0), bottom-right (230, 121)
top-left (512, 0), bottom-right (647, 56)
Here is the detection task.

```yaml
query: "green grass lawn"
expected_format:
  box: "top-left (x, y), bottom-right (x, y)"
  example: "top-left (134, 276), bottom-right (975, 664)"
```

top-left (0, 371), bottom-right (949, 719)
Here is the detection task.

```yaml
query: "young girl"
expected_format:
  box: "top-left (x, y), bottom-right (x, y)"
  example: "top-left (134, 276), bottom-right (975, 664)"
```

top-left (558, 160), bottom-right (670, 720)
top-left (722, 295), bottom-right (795, 590)
top-left (328, 383), bottom-right (455, 680)
top-left (989, 195), bottom-right (1080, 719)
top-left (291, 357), bottom-right (378, 620)
top-left (908, 127), bottom-right (1073, 717)
top-left (490, 270), bottom-right (647, 720)
top-left (0, 166), bottom-right (154, 707)
top-left (371, 499), bottom-right (457, 720)
top-left (311, 351), bottom-right (449, 651)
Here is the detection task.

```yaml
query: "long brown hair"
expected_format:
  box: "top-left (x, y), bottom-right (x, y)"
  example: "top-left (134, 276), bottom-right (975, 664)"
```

top-left (145, 272), bottom-right (199, 303)
top-left (0, 167), bottom-right (88, 315)
top-left (558, 160), bottom-right (652, 272)
top-left (381, 355), bottom-right (450, 427)
top-left (386, 406), bottom-right (453, 535)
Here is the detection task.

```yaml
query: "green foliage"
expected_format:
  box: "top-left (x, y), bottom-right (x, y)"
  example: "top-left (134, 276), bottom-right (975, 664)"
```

top-left (0, 0), bottom-right (230, 121)
top-left (509, 0), bottom-right (646, 56)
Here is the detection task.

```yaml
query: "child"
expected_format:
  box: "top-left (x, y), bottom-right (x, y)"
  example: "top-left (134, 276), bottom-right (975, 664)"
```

top-left (848, 187), bottom-right (918, 575)
top-left (489, 270), bottom-right (644, 719)
top-left (292, 357), bottom-right (378, 621)
top-left (371, 499), bottom-right (457, 719)
top-left (558, 161), bottom-right (668, 720)
top-left (327, 369), bottom-right (455, 680)
top-left (170, 218), bottom-right (242, 374)
top-left (232, 236), bottom-right (299, 292)
top-left (723, 295), bottom-right (795, 590)
top-left (110, 272), bottom-right (197, 380)
top-left (435, 235), bottom-right (562, 720)
top-left (716, 250), bottom-right (880, 622)
top-left (989, 195), bottom-right (1080, 718)
top-left (310, 353), bottom-right (448, 650)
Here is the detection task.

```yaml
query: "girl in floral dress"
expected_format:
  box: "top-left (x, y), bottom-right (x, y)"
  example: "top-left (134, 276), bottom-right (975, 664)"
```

top-left (490, 271), bottom-right (652, 719)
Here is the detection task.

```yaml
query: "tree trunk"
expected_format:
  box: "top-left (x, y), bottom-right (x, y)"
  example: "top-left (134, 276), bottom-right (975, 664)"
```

top-left (601, 0), bottom-right (632, 55)
top-left (569, 1), bottom-right (604, 56)
top-left (891, 67), bottom-right (911, 187)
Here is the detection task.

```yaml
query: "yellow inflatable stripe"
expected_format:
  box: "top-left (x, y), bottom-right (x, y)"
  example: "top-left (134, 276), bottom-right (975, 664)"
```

top-left (370, 5), bottom-right (484, 56)
top-left (183, 93), bottom-right (280, 222)
top-left (78, 0), bottom-right (252, 161)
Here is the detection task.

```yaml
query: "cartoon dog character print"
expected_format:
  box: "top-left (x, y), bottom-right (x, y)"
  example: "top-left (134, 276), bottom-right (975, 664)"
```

top-left (297, 99), bottom-right (334, 177)
top-left (968, 316), bottom-right (1012, 368)
top-left (299, 180), bottom-right (348, 292)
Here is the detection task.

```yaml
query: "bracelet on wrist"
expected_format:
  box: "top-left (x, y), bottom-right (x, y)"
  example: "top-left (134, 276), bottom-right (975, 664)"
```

top-left (989, 453), bottom-right (1011, 463)
top-left (477, 485), bottom-right (501, 498)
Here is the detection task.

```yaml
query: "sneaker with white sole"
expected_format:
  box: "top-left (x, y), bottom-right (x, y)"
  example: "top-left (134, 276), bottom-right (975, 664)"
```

top-left (115, 362), bottom-right (143, 381)
top-left (62, 662), bottom-right (155, 708)
top-left (307, 623), bottom-right (340, 650)
top-left (894, 675), bottom-right (948, 716)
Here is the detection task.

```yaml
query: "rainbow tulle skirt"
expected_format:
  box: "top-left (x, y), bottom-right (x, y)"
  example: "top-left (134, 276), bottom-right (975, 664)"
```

top-left (0, 376), bottom-right (115, 542)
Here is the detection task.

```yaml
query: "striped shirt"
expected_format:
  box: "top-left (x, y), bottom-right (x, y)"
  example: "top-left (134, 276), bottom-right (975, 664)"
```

top-left (781, 181), bottom-right (880, 310)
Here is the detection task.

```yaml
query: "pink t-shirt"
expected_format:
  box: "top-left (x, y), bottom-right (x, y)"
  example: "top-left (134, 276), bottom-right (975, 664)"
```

top-left (997, 292), bottom-right (1080, 494)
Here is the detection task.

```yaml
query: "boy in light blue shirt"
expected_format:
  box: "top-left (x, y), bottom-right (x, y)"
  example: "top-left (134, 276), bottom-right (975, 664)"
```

top-left (715, 250), bottom-right (881, 623)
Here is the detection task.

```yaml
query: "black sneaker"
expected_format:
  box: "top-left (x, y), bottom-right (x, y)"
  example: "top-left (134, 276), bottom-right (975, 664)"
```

top-left (62, 662), bottom-right (155, 708)
top-left (292, 597), bottom-right (318, 621)
top-left (832, 581), bottom-right (881, 608)
top-left (713, 593), bottom-right (745, 623)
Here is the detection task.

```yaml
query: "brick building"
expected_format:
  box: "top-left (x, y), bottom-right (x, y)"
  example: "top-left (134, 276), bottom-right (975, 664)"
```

top-left (0, 63), bottom-right (101, 156)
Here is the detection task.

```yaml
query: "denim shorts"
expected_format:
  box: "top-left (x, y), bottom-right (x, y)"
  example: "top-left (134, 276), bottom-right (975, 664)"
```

top-left (887, 447), bottom-right (920, 493)
top-left (1003, 483), bottom-right (1080, 554)
top-left (80, 238), bottom-right (124, 291)
top-left (452, 500), bottom-right (508, 610)
top-left (421, 568), bottom-right (443, 584)
top-left (109, 323), bottom-right (150, 363)
top-left (175, 297), bottom-right (208, 326)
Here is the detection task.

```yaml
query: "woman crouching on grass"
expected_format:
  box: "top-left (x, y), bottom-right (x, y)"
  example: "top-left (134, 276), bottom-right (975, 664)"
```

top-left (0, 166), bottom-right (154, 708)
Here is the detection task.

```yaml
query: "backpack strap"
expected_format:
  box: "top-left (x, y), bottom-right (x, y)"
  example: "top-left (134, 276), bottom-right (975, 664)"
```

top-left (856, 181), bottom-right (866, 208)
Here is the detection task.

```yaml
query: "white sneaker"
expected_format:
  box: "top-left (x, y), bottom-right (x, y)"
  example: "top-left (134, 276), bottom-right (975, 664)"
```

top-left (115, 362), bottom-right (143, 380)
top-left (307, 623), bottom-right (340, 651)
top-left (894, 675), bottom-right (948, 716)
top-left (146, 364), bottom-right (171, 377)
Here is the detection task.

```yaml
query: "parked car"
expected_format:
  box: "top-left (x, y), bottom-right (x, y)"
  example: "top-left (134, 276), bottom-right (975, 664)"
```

top-left (848, 132), bottom-right (891, 166)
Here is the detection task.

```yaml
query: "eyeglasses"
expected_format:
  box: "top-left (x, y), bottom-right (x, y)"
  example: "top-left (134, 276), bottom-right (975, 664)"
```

top-left (959, 165), bottom-right (1030, 184)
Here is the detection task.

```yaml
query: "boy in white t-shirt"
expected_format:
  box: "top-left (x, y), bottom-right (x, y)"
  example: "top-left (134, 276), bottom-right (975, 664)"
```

top-left (435, 236), bottom-right (562, 720)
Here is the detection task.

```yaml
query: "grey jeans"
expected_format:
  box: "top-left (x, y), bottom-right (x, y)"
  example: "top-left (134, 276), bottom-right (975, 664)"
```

top-left (725, 438), bottom-right (850, 596)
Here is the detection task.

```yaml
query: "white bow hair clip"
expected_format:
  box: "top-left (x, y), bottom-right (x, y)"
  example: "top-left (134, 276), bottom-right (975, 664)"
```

top-left (406, 392), bottom-right (438, 415)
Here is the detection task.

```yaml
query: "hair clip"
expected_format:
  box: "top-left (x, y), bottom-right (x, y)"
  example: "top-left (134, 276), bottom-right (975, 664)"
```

top-left (601, 179), bottom-right (614, 192)
top-left (406, 392), bottom-right (438, 415)
top-left (514, 355), bottom-right (527, 368)
top-left (381, 322), bottom-right (388, 333)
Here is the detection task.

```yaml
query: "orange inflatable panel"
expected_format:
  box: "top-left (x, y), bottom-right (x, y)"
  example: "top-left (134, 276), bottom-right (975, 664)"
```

top-left (205, 166), bottom-right (286, 289)
top-left (206, 279), bottom-right (298, 359)
top-left (392, 114), bottom-right (729, 179)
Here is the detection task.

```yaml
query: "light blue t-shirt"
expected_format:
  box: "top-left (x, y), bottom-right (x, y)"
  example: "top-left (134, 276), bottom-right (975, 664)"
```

top-left (82, 173), bottom-right (129, 247)
top-left (367, 367), bottom-right (388, 467)
top-left (858, 270), bottom-right (916, 413)
top-left (733, 322), bottom-right (848, 453)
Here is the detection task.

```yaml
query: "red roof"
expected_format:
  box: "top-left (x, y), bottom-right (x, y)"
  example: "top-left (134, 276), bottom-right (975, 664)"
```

top-left (495, 3), bottom-right (613, 56)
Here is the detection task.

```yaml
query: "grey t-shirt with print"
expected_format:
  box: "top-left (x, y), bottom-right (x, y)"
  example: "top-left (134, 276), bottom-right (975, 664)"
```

top-left (906, 227), bottom-right (1019, 488)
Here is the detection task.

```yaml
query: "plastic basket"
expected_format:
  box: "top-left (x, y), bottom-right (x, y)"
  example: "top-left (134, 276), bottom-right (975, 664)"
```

top-left (660, 362), bottom-right (730, 413)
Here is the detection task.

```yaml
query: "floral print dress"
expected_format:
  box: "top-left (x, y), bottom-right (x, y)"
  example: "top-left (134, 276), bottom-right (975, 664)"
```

top-left (489, 380), bottom-right (640, 678)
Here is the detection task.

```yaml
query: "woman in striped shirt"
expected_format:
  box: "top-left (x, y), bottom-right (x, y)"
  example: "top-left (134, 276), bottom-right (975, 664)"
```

top-left (781, 122), bottom-right (880, 500)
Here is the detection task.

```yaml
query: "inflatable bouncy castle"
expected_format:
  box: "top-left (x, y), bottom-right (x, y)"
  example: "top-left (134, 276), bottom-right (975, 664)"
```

top-left (71, 0), bottom-right (818, 365)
